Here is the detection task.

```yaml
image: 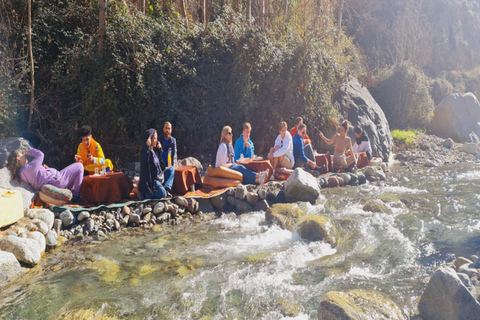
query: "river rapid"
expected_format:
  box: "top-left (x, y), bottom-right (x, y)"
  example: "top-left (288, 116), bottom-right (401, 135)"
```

top-left (1, 163), bottom-right (480, 319)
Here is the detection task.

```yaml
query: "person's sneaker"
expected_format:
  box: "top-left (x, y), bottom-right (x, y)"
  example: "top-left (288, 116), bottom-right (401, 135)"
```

top-left (259, 169), bottom-right (269, 185)
top-left (315, 164), bottom-right (326, 175)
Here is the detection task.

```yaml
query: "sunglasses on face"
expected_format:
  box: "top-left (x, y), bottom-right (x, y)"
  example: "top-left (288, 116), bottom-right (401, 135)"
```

top-left (227, 132), bottom-right (233, 135)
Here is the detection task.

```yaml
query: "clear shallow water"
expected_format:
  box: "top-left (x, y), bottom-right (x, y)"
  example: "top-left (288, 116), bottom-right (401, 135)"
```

top-left (2, 163), bottom-right (480, 319)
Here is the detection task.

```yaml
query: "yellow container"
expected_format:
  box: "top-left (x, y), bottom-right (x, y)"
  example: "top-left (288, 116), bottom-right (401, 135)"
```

top-left (0, 188), bottom-right (24, 228)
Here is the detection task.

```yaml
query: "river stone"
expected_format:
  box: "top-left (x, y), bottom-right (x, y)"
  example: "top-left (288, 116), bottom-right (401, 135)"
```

top-left (338, 173), bottom-right (351, 185)
top-left (258, 188), bottom-right (267, 200)
top-left (153, 202), bottom-right (165, 214)
top-left (186, 198), bottom-right (199, 213)
top-left (317, 289), bottom-right (405, 320)
top-left (226, 187), bottom-right (236, 197)
top-left (0, 236), bottom-right (42, 266)
top-left (175, 197), bottom-right (188, 207)
top-left (235, 184), bottom-right (247, 199)
top-left (197, 198), bottom-right (214, 213)
top-left (235, 199), bottom-right (252, 214)
top-left (363, 166), bottom-right (375, 176)
top-left (53, 219), bottom-right (62, 233)
top-left (431, 92), bottom-right (480, 143)
top-left (142, 212), bottom-right (152, 223)
top-left (211, 194), bottom-right (228, 211)
top-left (123, 205), bottom-right (131, 215)
top-left (336, 176), bottom-right (345, 187)
top-left (375, 169), bottom-right (386, 181)
top-left (363, 199), bottom-right (389, 213)
top-left (129, 214), bottom-right (141, 225)
top-left (457, 272), bottom-right (472, 288)
top-left (77, 211), bottom-right (90, 222)
top-left (459, 143), bottom-right (479, 155)
top-left (336, 78), bottom-right (394, 161)
top-left (357, 173), bottom-right (367, 185)
top-left (27, 231), bottom-right (46, 252)
top-left (265, 203), bottom-right (306, 231)
top-left (227, 195), bottom-right (236, 207)
top-left (348, 173), bottom-right (359, 186)
top-left (35, 209), bottom-right (54, 230)
top-left (444, 138), bottom-right (454, 149)
top-left (284, 168), bottom-right (321, 204)
top-left (32, 219), bottom-right (49, 235)
top-left (142, 207), bottom-right (152, 215)
top-left (297, 214), bottom-right (337, 246)
top-left (45, 230), bottom-right (57, 249)
top-left (0, 250), bottom-right (22, 285)
top-left (96, 230), bottom-right (109, 241)
top-left (246, 192), bottom-right (259, 205)
top-left (454, 256), bottom-right (473, 271)
top-left (326, 176), bottom-right (339, 188)
top-left (254, 199), bottom-right (270, 212)
top-left (59, 210), bottom-right (75, 227)
top-left (458, 264), bottom-right (479, 278)
top-left (418, 266), bottom-right (480, 320)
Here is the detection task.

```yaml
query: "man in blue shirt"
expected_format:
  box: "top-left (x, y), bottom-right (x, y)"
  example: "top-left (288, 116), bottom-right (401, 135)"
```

top-left (234, 122), bottom-right (254, 162)
top-left (158, 122), bottom-right (177, 167)
top-left (293, 124), bottom-right (325, 173)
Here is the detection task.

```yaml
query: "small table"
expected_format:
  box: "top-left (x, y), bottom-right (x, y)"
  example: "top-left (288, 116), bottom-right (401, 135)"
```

top-left (81, 172), bottom-right (133, 204)
top-left (236, 158), bottom-right (274, 182)
top-left (173, 166), bottom-right (202, 194)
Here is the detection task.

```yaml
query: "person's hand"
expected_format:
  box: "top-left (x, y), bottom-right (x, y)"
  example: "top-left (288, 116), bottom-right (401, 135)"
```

top-left (43, 164), bottom-right (49, 169)
top-left (267, 153), bottom-right (273, 161)
top-left (74, 154), bottom-right (82, 162)
top-left (156, 141), bottom-right (162, 149)
top-left (244, 141), bottom-right (250, 148)
top-left (146, 137), bottom-right (151, 147)
top-left (319, 131), bottom-right (324, 138)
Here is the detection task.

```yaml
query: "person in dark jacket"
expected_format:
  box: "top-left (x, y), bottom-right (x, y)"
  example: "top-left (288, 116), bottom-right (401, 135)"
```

top-left (138, 129), bottom-right (175, 199)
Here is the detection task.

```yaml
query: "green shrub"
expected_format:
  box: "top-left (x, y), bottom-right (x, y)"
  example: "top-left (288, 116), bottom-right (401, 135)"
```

top-left (391, 129), bottom-right (421, 148)
top-left (370, 61), bottom-right (434, 129)
top-left (431, 77), bottom-right (454, 106)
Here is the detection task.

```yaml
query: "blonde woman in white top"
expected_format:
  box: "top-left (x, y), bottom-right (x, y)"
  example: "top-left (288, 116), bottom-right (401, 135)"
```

top-left (267, 121), bottom-right (294, 169)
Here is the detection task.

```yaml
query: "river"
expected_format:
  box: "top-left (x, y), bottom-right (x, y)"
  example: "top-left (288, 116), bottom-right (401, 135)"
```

top-left (1, 163), bottom-right (480, 319)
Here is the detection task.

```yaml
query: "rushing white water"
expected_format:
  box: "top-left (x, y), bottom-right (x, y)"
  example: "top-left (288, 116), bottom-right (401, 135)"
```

top-left (2, 163), bottom-right (480, 319)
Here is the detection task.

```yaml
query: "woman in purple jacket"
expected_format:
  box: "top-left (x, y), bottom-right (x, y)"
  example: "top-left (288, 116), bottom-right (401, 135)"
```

top-left (7, 148), bottom-right (84, 198)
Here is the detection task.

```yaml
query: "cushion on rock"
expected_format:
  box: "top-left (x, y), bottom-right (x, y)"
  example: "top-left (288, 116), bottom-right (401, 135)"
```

top-left (38, 191), bottom-right (70, 206)
top-left (40, 184), bottom-right (72, 201)
top-left (203, 174), bottom-right (241, 188)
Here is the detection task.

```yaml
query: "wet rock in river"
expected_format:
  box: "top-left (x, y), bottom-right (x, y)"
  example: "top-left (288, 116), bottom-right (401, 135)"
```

top-left (317, 289), bottom-right (405, 320)
top-left (123, 205), bottom-right (131, 215)
top-left (186, 198), bottom-right (199, 213)
top-left (284, 168), bottom-right (320, 204)
top-left (363, 199), bottom-right (389, 213)
top-left (357, 173), bottom-right (367, 185)
top-left (27, 231), bottom-right (46, 252)
top-left (326, 176), bottom-right (339, 188)
top-left (0, 250), bottom-right (22, 285)
top-left (254, 199), bottom-right (269, 212)
top-left (418, 267), bottom-right (480, 320)
top-left (297, 214), bottom-right (337, 246)
top-left (0, 236), bottom-right (42, 266)
top-left (338, 173), bottom-right (351, 185)
top-left (197, 198), bottom-right (214, 213)
top-left (265, 203), bottom-right (306, 231)
top-left (175, 197), bottom-right (188, 208)
top-left (45, 230), bottom-right (57, 249)
top-left (53, 219), bottom-right (62, 234)
top-left (246, 192), bottom-right (259, 205)
top-left (153, 202), bottom-right (165, 214)
top-left (128, 214), bottom-right (141, 225)
top-left (444, 138), bottom-right (454, 148)
top-left (258, 188), bottom-right (267, 200)
top-left (235, 199), bottom-right (252, 214)
top-left (363, 166), bottom-right (375, 176)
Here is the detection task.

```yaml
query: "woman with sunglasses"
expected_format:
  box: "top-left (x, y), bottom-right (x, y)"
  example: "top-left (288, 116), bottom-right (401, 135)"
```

top-left (319, 120), bottom-right (357, 171)
top-left (216, 126), bottom-right (268, 185)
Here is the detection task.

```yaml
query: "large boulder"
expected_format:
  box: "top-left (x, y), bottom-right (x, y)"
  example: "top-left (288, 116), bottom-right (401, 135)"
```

top-left (335, 78), bottom-right (393, 161)
top-left (0, 137), bottom-right (32, 169)
top-left (317, 290), bottom-right (405, 320)
top-left (0, 250), bottom-right (22, 287)
top-left (284, 168), bottom-right (321, 204)
top-left (430, 93), bottom-right (480, 143)
top-left (0, 167), bottom-right (35, 211)
top-left (418, 267), bottom-right (480, 320)
top-left (0, 236), bottom-right (42, 266)
top-left (179, 157), bottom-right (204, 175)
top-left (265, 203), bottom-right (307, 231)
top-left (297, 214), bottom-right (337, 246)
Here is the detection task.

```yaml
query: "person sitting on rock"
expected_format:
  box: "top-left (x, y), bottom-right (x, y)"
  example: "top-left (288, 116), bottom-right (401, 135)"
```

top-left (319, 120), bottom-right (357, 171)
top-left (290, 116), bottom-right (316, 162)
top-left (234, 122), bottom-right (255, 162)
top-left (138, 129), bottom-right (175, 199)
top-left (216, 125), bottom-right (268, 185)
top-left (8, 148), bottom-right (84, 199)
top-left (158, 121), bottom-right (177, 167)
top-left (267, 121), bottom-right (294, 170)
top-left (74, 125), bottom-right (113, 174)
top-left (293, 124), bottom-right (325, 174)
top-left (351, 125), bottom-right (372, 160)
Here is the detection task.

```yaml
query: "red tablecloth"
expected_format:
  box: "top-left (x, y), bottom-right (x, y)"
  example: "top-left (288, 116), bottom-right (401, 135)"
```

top-left (173, 166), bottom-right (202, 194)
top-left (236, 159), bottom-right (274, 182)
top-left (315, 154), bottom-right (333, 173)
top-left (81, 172), bottom-right (133, 204)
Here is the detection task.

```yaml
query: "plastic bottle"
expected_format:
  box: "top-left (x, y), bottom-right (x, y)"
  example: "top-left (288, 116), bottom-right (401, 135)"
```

top-left (167, 149), bottom-right (172, 167)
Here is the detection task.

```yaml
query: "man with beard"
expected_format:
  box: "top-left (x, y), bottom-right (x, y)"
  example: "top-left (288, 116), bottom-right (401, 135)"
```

top-left (158, 122), bottom-right (177, 167)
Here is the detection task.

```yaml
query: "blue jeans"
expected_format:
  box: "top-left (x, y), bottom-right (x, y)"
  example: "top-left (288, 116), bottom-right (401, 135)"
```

top-left (231, 164), bottom-right (257, 185)
top-left (143, 166), bottom-right (175, 199)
